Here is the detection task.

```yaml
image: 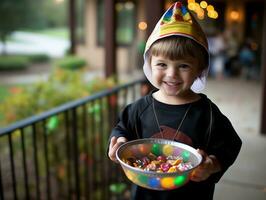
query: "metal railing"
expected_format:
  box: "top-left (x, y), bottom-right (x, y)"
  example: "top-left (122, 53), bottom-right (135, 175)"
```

top-left (0, 79), bottom-right (147, 200)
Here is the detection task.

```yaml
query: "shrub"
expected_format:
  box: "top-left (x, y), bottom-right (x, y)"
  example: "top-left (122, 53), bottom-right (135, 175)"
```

top-left (0, 56), bottom-right (30, 70)
top-left (24, 54), bottom-right (50, 63)
top-left (0, 69), bottom-right (115, 126)
top-left (55, 55), bottom-right (87, 70)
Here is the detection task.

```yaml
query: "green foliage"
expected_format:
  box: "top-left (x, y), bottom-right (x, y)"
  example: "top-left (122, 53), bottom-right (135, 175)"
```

top-left (30, 28), bottom-right (69, 39)
top-left (0, 54), bottom-right (50, 70)
top-left (42, 0), bottom-right (67, 28)
top-left (55, 56), bottom-right (87, 70)
top-left (109, 183), bottom-right (127, 194)
top-left (0, 69), bottom-right (115, 126)
top-left (0, 0), bottom-right (67, 47)
top-left (0, 0), bottom-right (43, 45)
top-left (24, 54), bottom-right (50, 63)
top-left (0, 56), bottom-right (30, 70)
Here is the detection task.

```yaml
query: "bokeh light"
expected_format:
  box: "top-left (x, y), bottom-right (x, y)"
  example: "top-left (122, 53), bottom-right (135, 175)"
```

top-left (200, 1), bottom-right (208, 9)
top-left (138, 21), bottom-right (147, 31)
top-left (230, 11), bottom-right (240, 21)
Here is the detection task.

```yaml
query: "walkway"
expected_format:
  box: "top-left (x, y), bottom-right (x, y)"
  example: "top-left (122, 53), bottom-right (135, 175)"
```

top-left (0, 31), bottom-right (69, 58)
top-left (204, 78), bottom-right (266, 200)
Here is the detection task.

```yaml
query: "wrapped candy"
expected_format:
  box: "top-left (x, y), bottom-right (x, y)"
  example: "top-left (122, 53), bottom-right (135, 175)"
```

top-left (125, 154), bottom-right (193, 173)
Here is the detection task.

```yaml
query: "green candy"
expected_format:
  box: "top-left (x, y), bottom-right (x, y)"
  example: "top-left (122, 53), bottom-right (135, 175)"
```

top-left (181, 151), bottom-right (190, 162)
top-left (138, 174), bottom-right (148, 184)
top-left (174, 175), bottom-right (186, 186)
top-left (151, 144), bottom-right (161, 156)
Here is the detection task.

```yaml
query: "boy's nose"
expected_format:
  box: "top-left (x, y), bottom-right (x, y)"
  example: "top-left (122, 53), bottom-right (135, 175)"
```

top-left (166, 67), bottom-right (178, 77)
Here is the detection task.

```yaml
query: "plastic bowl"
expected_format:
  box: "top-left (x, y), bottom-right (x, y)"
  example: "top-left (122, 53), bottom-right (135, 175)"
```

top-left (116, 138), bottom-right (202, 190)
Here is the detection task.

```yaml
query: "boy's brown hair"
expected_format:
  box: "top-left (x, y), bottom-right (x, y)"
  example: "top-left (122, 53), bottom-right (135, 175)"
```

top-left (148, 36), bottom-right (209, 72)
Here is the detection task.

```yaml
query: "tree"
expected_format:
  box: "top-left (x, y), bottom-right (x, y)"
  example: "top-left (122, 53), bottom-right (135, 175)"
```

top-left (0, 0), bottom-right (44, 54)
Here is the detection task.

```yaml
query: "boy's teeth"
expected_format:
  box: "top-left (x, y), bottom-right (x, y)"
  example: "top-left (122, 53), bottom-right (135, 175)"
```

top-left (167, 82), bottom-right (177, 86)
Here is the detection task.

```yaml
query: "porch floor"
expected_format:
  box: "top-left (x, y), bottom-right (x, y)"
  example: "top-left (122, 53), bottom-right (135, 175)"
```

top-left (204, 78), bottom-right (266, 200)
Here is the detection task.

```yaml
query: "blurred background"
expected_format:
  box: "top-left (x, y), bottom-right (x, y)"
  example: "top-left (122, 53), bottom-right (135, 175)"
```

top-left (0, 0), bottom-right (265, 199)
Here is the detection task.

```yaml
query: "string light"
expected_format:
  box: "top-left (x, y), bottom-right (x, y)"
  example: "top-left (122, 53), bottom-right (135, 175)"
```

top-left (187, 0), bottom-right (218, 20)
top-left (200, 1), bottom-right (208, 9)
top-left (230, 10), bottom-right (240, 21)
top-left (206, 5), bottom-right (214, 12)
top-left (138, 21), bottom-right (147, 31)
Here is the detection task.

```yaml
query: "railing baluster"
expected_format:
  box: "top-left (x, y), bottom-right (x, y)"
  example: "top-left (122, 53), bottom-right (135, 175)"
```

top-left (82, 104), bottom-right (89, 200)
top-left (42, 120), bottom-right (51, 200)
top-left (97, 98), bottom-right (104, 199)
top-left (8, 133), bottom-right (17, 200)
top-left (64, 111), bottom-right (72, 200)
top-left (0, 159), bottom-right (4, 200)
top-left (105, 97), bottom-right (111, 199)
top-left (107, 93), bottom-right (118, 198)
top-left (32, 124), bottom-right (40, 199)
top-left (87, 103), bottom-right (93, 200)
top-left (71, 108), bottom-right (80, 200)
top-left (91, 101), bottom-right (97, 199)
top-left (21, 128), bottom-right (30, 199)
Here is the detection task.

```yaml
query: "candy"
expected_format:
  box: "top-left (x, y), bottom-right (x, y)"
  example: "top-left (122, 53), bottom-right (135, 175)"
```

top-left (161, 177), bottom-right (175, 189)
top-left (181, 151), bottom-right (190, 162)
top-left (152, 144), bottom-right (161, 155)
top-left (174, 175), bottom-right (186, 186)
top-left (157, 155), bottom-right (167, 162)
top-left (162, 145), bottom-right (173, 156)
top-left (168, 166), bottom-right (179, 173)
top-left (124, 154), bottom-right (193, 173)
top-left (160, 162), bottom-right (172, 172)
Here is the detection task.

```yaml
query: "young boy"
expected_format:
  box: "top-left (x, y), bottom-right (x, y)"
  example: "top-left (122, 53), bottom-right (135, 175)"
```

top-left (108, 2), bottom-right (242, 199)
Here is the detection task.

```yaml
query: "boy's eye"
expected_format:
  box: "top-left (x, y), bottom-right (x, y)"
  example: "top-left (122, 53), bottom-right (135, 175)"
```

top-left (179, 64), bottom-right (190, 70)
top-left (156, 63), bottom-right (167, 67)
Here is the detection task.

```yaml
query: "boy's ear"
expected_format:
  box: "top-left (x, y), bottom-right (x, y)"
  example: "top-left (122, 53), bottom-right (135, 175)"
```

top-left (196, 68), bottom-right (204, 77)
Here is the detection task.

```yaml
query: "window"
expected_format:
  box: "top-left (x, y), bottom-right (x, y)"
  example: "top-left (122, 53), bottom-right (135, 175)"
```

top-left (97, 0), bottom-right (136, 46)
top-left (76, 0), bottom-right (85, 43)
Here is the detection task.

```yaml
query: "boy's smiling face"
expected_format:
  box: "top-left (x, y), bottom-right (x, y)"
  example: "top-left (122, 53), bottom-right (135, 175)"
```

top-left (151, 54), bottom-right (201, 99)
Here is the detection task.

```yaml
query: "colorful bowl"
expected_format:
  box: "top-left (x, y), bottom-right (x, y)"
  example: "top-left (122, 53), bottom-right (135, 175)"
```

top-left (116, 138), bottom-right (202, 190)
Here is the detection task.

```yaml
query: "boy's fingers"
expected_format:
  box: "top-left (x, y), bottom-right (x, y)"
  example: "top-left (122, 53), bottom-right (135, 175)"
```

top-left (110, 136), bottom-right (117, 149)
top-left (197, 149), bottom-right (207, 157)
top-left (110, 141), bottom-right (125, 156)
top-left (197, 149), bottom-right (208, 163)
top-left (108, 137), bottom-right (127, 162)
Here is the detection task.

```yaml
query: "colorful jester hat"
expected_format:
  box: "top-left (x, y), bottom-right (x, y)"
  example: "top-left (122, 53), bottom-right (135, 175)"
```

top-left (143, 1), bottom-right (210, 93)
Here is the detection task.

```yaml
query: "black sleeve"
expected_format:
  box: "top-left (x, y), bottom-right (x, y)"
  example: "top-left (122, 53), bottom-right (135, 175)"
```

top-left (206, 104), bottom-right (242, 183)
top-left (109, 103), bottom-right (138, 141)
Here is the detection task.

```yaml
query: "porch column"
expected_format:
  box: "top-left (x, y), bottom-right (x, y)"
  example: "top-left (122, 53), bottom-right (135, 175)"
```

top-left (260, 1), bottom-right (266, 134)
top-left (142, 0), bottom-right (165, 94)
top-left (69, 0), bottom-right (76, 54)
top-left (104, 0), bottom-right (116, 79)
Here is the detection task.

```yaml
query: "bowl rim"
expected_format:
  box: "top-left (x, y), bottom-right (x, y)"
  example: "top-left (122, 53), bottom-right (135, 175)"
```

top-left (116, 138), bottom-right (202, 176)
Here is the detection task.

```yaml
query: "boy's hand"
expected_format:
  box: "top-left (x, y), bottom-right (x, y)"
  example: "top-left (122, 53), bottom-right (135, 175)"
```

top-left (190, 149), bottom-right (221, 182)
top-left (108, 136), bottom-right (128, 162)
